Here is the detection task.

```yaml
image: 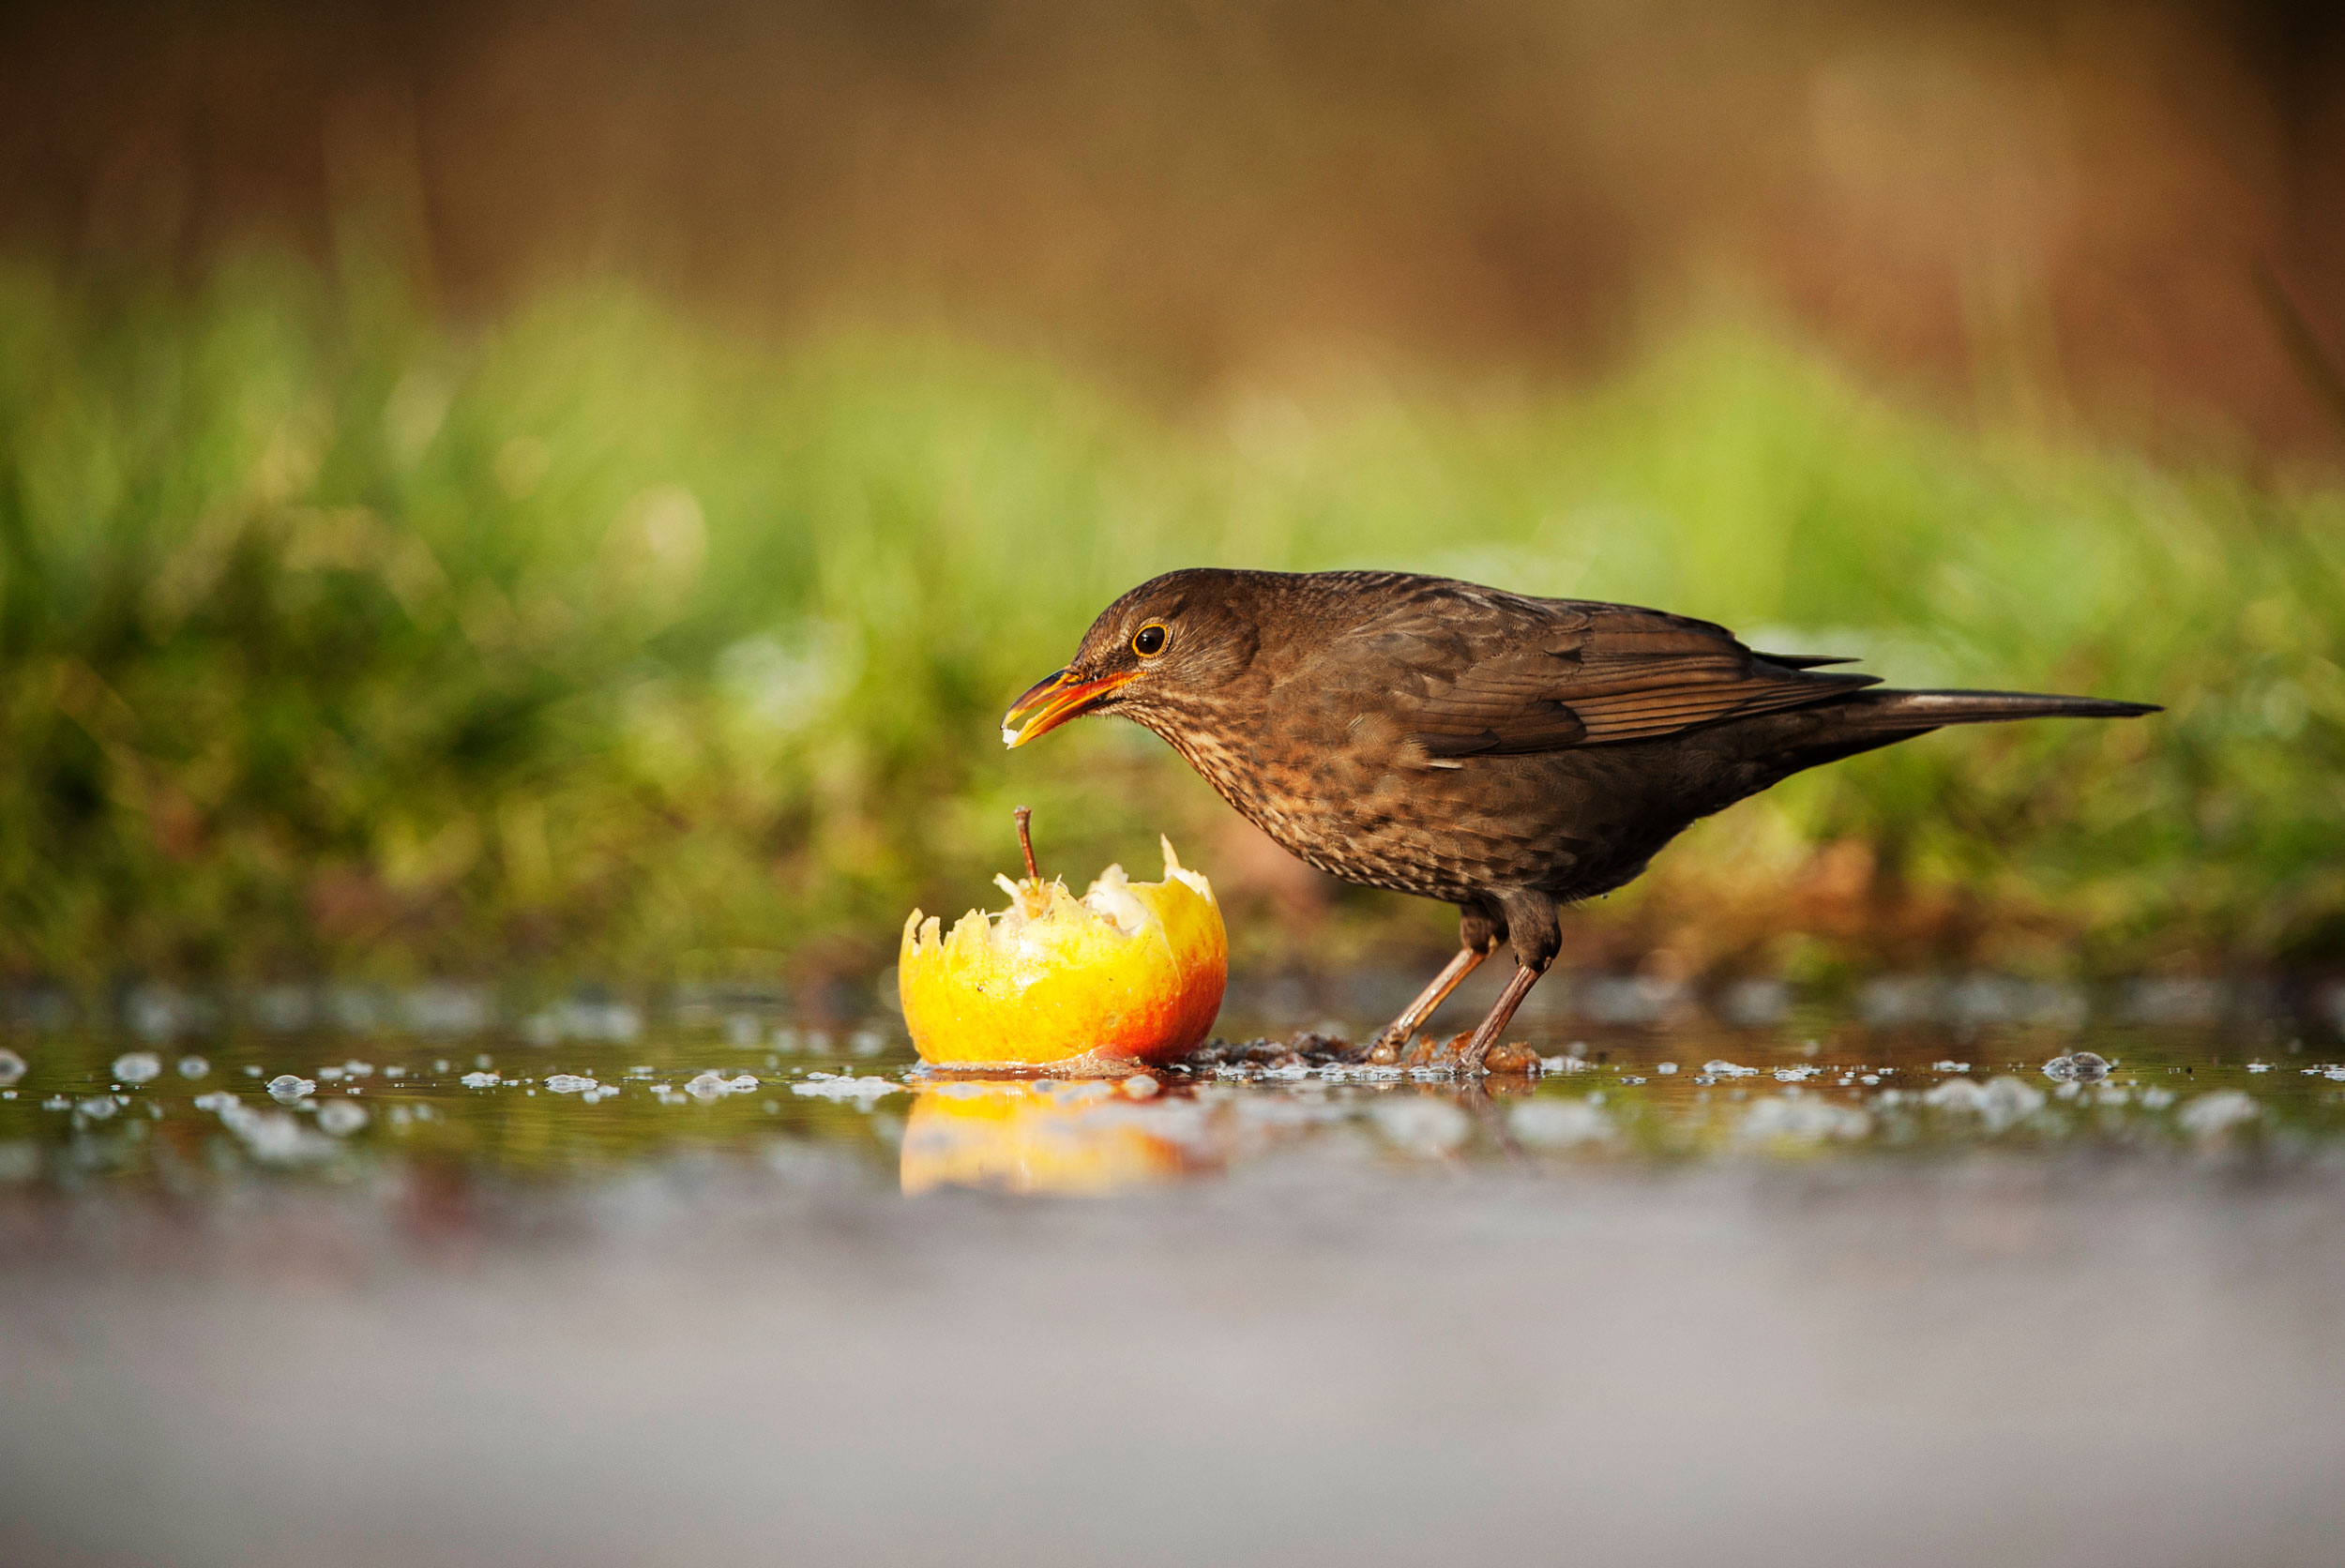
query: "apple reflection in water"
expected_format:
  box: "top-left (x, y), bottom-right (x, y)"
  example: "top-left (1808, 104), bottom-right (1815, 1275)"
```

top-left (899, 1078), bottom-right (1208, 1196)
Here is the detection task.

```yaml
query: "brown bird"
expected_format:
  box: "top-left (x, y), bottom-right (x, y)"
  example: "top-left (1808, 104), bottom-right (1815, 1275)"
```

top-left (1003, 569), bottom-right (2156, 1070)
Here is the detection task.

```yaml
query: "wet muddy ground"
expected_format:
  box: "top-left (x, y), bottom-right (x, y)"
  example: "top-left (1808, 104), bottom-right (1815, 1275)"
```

top-left (4, 995), bottom-right (2344, 1567)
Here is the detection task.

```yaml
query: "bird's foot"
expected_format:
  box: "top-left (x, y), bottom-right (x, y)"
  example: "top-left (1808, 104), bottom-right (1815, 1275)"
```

top-left (1352, 1031), bottom-right (1536, 1075)
top-left (1422, 1035), bottom-right (1536, 1077)
top-left (1385, 1032), bottom-right (1473, 1073)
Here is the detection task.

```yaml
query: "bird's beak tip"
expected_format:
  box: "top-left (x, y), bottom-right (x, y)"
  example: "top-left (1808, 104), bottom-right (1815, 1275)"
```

top-left (1001, 666), bottom-right (1136, 749)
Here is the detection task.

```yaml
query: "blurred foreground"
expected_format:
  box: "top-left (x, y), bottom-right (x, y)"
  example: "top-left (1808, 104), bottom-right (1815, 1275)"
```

top-left (4, 258), bottom-right (2341, 988)
top-left (5, 1006), bottom-right (2345, 1567)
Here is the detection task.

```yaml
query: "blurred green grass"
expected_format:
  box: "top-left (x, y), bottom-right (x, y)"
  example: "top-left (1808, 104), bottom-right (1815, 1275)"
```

top-left (2, 253), bottom-right (2339, 987)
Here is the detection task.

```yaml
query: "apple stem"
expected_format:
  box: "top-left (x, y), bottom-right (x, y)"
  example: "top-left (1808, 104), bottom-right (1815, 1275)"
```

top-left (1014, 806), bottom-right (1040, 882)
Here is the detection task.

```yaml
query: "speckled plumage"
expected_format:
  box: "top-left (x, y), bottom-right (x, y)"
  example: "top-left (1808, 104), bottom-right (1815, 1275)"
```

top-left (1009, 567), bottom-right (2156, 1064)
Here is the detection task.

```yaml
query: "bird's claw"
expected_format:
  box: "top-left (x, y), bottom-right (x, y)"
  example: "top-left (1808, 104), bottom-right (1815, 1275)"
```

top-left (1350, 1031), bottom-right (1531, 1077)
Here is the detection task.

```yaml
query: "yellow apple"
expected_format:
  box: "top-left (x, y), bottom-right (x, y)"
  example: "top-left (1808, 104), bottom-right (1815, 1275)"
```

top-left (899, 836), bottom-right (1227, 1068)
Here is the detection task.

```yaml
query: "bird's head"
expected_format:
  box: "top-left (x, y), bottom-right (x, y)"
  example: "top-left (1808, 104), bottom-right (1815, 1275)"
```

top-left (1002, 569), bottom-right (1263, 747)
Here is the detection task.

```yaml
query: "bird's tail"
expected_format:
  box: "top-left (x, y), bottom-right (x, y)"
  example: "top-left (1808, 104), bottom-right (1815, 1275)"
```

top-left (1753, 686), bottom-right (2158, 778)
top-left (1835, 688), bottom-right (2161, 730)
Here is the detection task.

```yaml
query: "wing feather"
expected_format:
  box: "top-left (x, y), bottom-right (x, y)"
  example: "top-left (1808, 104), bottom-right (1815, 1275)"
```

top-left (1336, 586), bottom-right (1874, 759)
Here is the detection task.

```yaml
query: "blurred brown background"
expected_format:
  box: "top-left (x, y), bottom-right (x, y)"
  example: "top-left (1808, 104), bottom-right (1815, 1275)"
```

top-left (7, 0), bottom-right (2343, 451)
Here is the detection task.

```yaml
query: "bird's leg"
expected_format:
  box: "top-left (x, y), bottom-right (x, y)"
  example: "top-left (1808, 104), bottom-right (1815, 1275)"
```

top-left (1364, 945), bottom-right (1487, 1058)
top-left (1357, 905), bottom-right (1505, 1062)
top-left (1458, 962), bottom-right (1547, 1074)
top-left (1456, 890), bottom-right (1561, 1074)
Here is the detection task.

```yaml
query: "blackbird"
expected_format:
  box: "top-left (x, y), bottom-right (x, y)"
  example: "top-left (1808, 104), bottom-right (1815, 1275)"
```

top-left (1003, 569), bottom-right (2156, 1070)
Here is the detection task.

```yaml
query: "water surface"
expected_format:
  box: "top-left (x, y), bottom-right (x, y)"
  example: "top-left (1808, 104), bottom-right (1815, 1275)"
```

top-left (5, 1002), bottom-right (2344, 1568)
top-left (2, 1009), bottom-right (2337, 1197)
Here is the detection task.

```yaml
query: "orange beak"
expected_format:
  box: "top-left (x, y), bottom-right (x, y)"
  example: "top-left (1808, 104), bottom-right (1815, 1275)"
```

top-left (1002, 667), bottom-right (1139, 748)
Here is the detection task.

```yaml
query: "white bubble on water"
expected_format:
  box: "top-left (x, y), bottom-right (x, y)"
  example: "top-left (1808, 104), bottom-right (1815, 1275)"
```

top-left (1925, 1078), bottom-right (1989, 1112)
top-left (1702, 1060), bottom-right (1759, 1078)
top-left (1655, 1063), bottom-right (1678, 1075)
top-left (1737, 1094), bottom-right (1869, 1145)
top-left (198, 1092), bottom-right (336, 1163)
top-left (266, 1075), bottom-right (315, 1102)
top-left (789, 1074), bottom-right (899, 1107)
top-left (1927, 1075), bottom-right (2045, 1131)
top-left (110, 1051), bottom-right (162, 1084)
top-left (176, 1056), bottom-right (208, 1079)
top-left (545, 1074), bottom-right (598, 1093)
top-left (1773, 1065), bottom-right (1819, 1082)
top-left (1123, 1074), bottom-right (1160, 1099)
top-left (1539, 1054), bottom-right (1591, 1073)
top-left (1369, 1097), bottom-right (1469, 1154)
top-left (0, 1048), bottom-right (24, 1088)
top-left (2044, 1051), bottom-right (2110, 1084)
top-left (2178, 1091), bottom-right (2260, 1141)
top-left (686, 1070), bottom-right (761, 1100)
top-left (460, 1071), bottom-right (500, 1088)
top-left (1979, 1077), bottom-right (2048, 1131)
top-left (78, 1094), bottom-right (120, 1120)
top-left (1509, 1096), bottom-right (1612, 1149)
top-left (316, 1099), bottom-right (369, 1136)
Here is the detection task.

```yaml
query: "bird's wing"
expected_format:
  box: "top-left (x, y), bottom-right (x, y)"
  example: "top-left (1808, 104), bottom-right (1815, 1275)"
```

top-left (1352, 590), bottom-right (1875, 758)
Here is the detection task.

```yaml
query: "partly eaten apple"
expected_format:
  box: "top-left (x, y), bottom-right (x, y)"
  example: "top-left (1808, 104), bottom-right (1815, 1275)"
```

top-left (899, 817), bottom-right (1227, 1069)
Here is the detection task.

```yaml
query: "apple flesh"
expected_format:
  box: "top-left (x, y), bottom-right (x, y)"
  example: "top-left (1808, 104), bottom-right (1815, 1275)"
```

top-left (899, 837), bottom-right (1227, 1068)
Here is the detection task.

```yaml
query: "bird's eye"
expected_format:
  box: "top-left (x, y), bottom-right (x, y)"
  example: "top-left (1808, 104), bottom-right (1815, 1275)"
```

top-left (1132, 623), bottom-right (1170, 657)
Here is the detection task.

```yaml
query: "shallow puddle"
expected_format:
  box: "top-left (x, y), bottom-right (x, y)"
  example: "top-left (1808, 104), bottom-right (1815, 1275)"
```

top-left (4, 1010), bottom-right (2340, 1200)
top-left (8, 1003), bottom-right (2345, 1568)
